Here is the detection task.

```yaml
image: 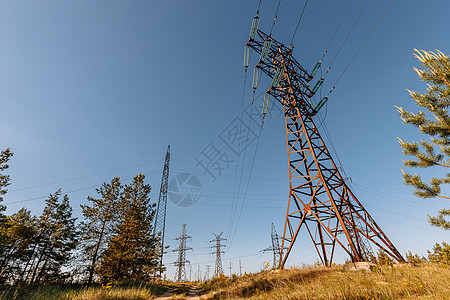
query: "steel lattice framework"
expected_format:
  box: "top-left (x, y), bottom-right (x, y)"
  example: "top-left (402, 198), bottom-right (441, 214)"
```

top-left (153, 145), bottom-right (170, 277)
top-left (210, 232), bottom-right (226, 278)
top-left (262, 223), bottom-right (284, 268)
top-left (173, 224), bottom-right (192, 282)
top-left (245, 28), bottom-right (405, 267)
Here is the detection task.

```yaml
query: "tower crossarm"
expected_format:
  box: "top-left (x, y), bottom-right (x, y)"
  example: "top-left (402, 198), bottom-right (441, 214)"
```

top-left (245, 30), bottom-right (317, 117)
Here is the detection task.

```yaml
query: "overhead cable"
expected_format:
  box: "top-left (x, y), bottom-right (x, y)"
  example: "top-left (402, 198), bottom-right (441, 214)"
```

top-left (269, 0), bottom-right (283, 36)
top-left (324, 0), bottom-right (371, 77)
top-left (320, 0), bottom-right (356, 61)
top-left (290, 0), bottom-right (309, 46)
top-left (326, 0), bottom-right (395, 97)
top-left (228, 123), bottom-right (265, 250)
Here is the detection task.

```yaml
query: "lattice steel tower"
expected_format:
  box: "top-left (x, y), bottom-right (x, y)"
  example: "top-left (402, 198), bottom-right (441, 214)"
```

top-left (173, 224), bottom-right (192, 282)
top-left (210, 232), bottom-right (226, 278)
top-left (153, 145), bottom-right (170, 277)
top-left (262, 223), bottom-right (284, 268)
top-left (244, 17), bottom-right (405, 268)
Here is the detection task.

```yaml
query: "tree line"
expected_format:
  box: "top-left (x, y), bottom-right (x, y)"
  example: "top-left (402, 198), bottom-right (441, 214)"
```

top-left (0, 150), bottom-right (163, 285)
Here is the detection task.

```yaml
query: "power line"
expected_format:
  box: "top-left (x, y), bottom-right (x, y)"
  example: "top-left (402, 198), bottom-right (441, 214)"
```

top-left (269, 0), bottom-right (282, 36)
top-left (290, 0), bottom-right (309, 46)
top-left (326, 0), bottom-right (395, 97)
top-left (320, 0), bottom-right (355, 61)
top-left (320, 122), bottom-right (352, 188)
top-left (11, 148), bottom-right (165, 179)
top-left (8, 166), bottom-right (440, 217)
top-left (373, 214), bottom-right (450, 235)
top-left (256, 0), bottom-right (262, 16)
top-left (229, 93), bottom-right (264, 237)
top-left (231, 10), bottom-right (266, 235)
top-left (229, 123), bottom-right (264, 249)
top-left (9, 159), bottom-right (163, 193)
top-left (187, 244), bottom-right (316, 267)
top-left (4, 173), bottom-right (152, 206)
top-left (324, 0), bottom-right (370, 77)
top-left (230, 46), bottom-right (251, 244)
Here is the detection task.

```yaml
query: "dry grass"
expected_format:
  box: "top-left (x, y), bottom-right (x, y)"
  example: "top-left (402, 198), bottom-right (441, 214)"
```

top-left (202, 263), bottom-right (450, 299)
top-left (0, 282), bottom-right (165, 300)
top-left (2, 264), bottom-right (449, 299)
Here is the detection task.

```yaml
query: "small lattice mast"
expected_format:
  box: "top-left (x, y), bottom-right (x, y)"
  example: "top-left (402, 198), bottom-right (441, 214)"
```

top-left (244, 15), bottom-right (405, 268)
top-left (172, 224), bottom-right (192, 282)
top-left (210, 232), bottom-right (226, 278)
top-left (153, 145), bottom-right (170, 276)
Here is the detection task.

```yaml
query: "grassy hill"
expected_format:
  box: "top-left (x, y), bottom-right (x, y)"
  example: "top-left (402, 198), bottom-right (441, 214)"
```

top-left (201, 263), bottom-right (450, 299)
top-left (1, 263), bottom-right (449, 299)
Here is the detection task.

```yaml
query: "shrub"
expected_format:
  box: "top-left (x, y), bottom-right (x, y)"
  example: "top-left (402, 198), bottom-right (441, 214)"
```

top-left (406, 251), bottom-right (427, 264)
top-left (428, 241), bottom-right (450, 264)
top-left (377, 249), bottom-right (394, 266)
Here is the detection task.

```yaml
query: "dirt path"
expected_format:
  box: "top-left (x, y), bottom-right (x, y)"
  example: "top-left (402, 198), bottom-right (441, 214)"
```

top-left (155, 285), bottom-right (205, 299)
top-left (185, 285), bottom-right (203, 299)
top-left (154, 288), bottom-right (176, 299)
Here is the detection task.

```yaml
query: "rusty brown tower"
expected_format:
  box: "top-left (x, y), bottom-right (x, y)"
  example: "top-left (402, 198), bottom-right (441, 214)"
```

top-left (244, 17), bottom-right (405, 268)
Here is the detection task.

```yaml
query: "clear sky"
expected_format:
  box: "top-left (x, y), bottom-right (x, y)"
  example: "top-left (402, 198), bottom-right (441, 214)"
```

top-left (1, 0), bottom-right (450, 280)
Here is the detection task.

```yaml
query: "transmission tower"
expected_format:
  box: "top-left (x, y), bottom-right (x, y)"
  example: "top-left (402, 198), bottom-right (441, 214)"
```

top-left (262, 223), bottom-right (285, 268)
top-left (153, 145), bottom-right (171, 277)
top-left (172, 224), bottom-right (192, 282)
top-left (210, 232), bottom-right (226, 278)
top-left (244, 16), bottom-right (405, 268)
top-left (205, 265), bottom-right (211, 281)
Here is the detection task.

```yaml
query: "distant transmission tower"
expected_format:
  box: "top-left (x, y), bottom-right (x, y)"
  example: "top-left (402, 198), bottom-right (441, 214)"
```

top-left (173, 224), bottom-right (192, 282)
top-left (262, 223), bottom-right (285, 268)
top-left (210, 232), bottom-right (226, 278)
top-left (205, 265), bottom-right (211, 281)
top-left (153, 145), bottom-right (171, 277)
top-left (245, 14), bottom-right (405, 267)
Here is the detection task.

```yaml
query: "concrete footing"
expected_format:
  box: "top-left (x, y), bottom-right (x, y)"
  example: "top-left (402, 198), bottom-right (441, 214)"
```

top-left (343, 262), bottom-right (377, 271)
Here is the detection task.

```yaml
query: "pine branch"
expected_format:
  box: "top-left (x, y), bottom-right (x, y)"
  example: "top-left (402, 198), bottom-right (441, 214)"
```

top-left (398, 138), bottom-right (450, 167)
top-left (428, 209), bottom-right (450, 230)
top-left (401, 170), bottom-right (450, 199)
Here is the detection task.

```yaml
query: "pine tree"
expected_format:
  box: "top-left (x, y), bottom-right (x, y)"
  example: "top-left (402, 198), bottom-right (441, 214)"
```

top-left (0, 208), bottom-right (37, 284)
top-left (97, 174), bottom-right (160, 282)
top-left (23, 190), bottom-right (78, 283)
top-left (396, 49), bottom-right (450, 230)
top-left (0, 148), bottom-right (13, 206)
top-left (0, 149), bottom-right (14, 247)
top-left (0, 148), bottom-right (14, 282)
top-left (79, 177), bottom-right (121, 285)
top-left (427, 241), bottom-right (450, 264)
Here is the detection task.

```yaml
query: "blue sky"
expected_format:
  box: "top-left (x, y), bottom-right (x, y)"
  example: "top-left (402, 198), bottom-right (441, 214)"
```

top-left (1, 0), bottom-right (450, 280)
